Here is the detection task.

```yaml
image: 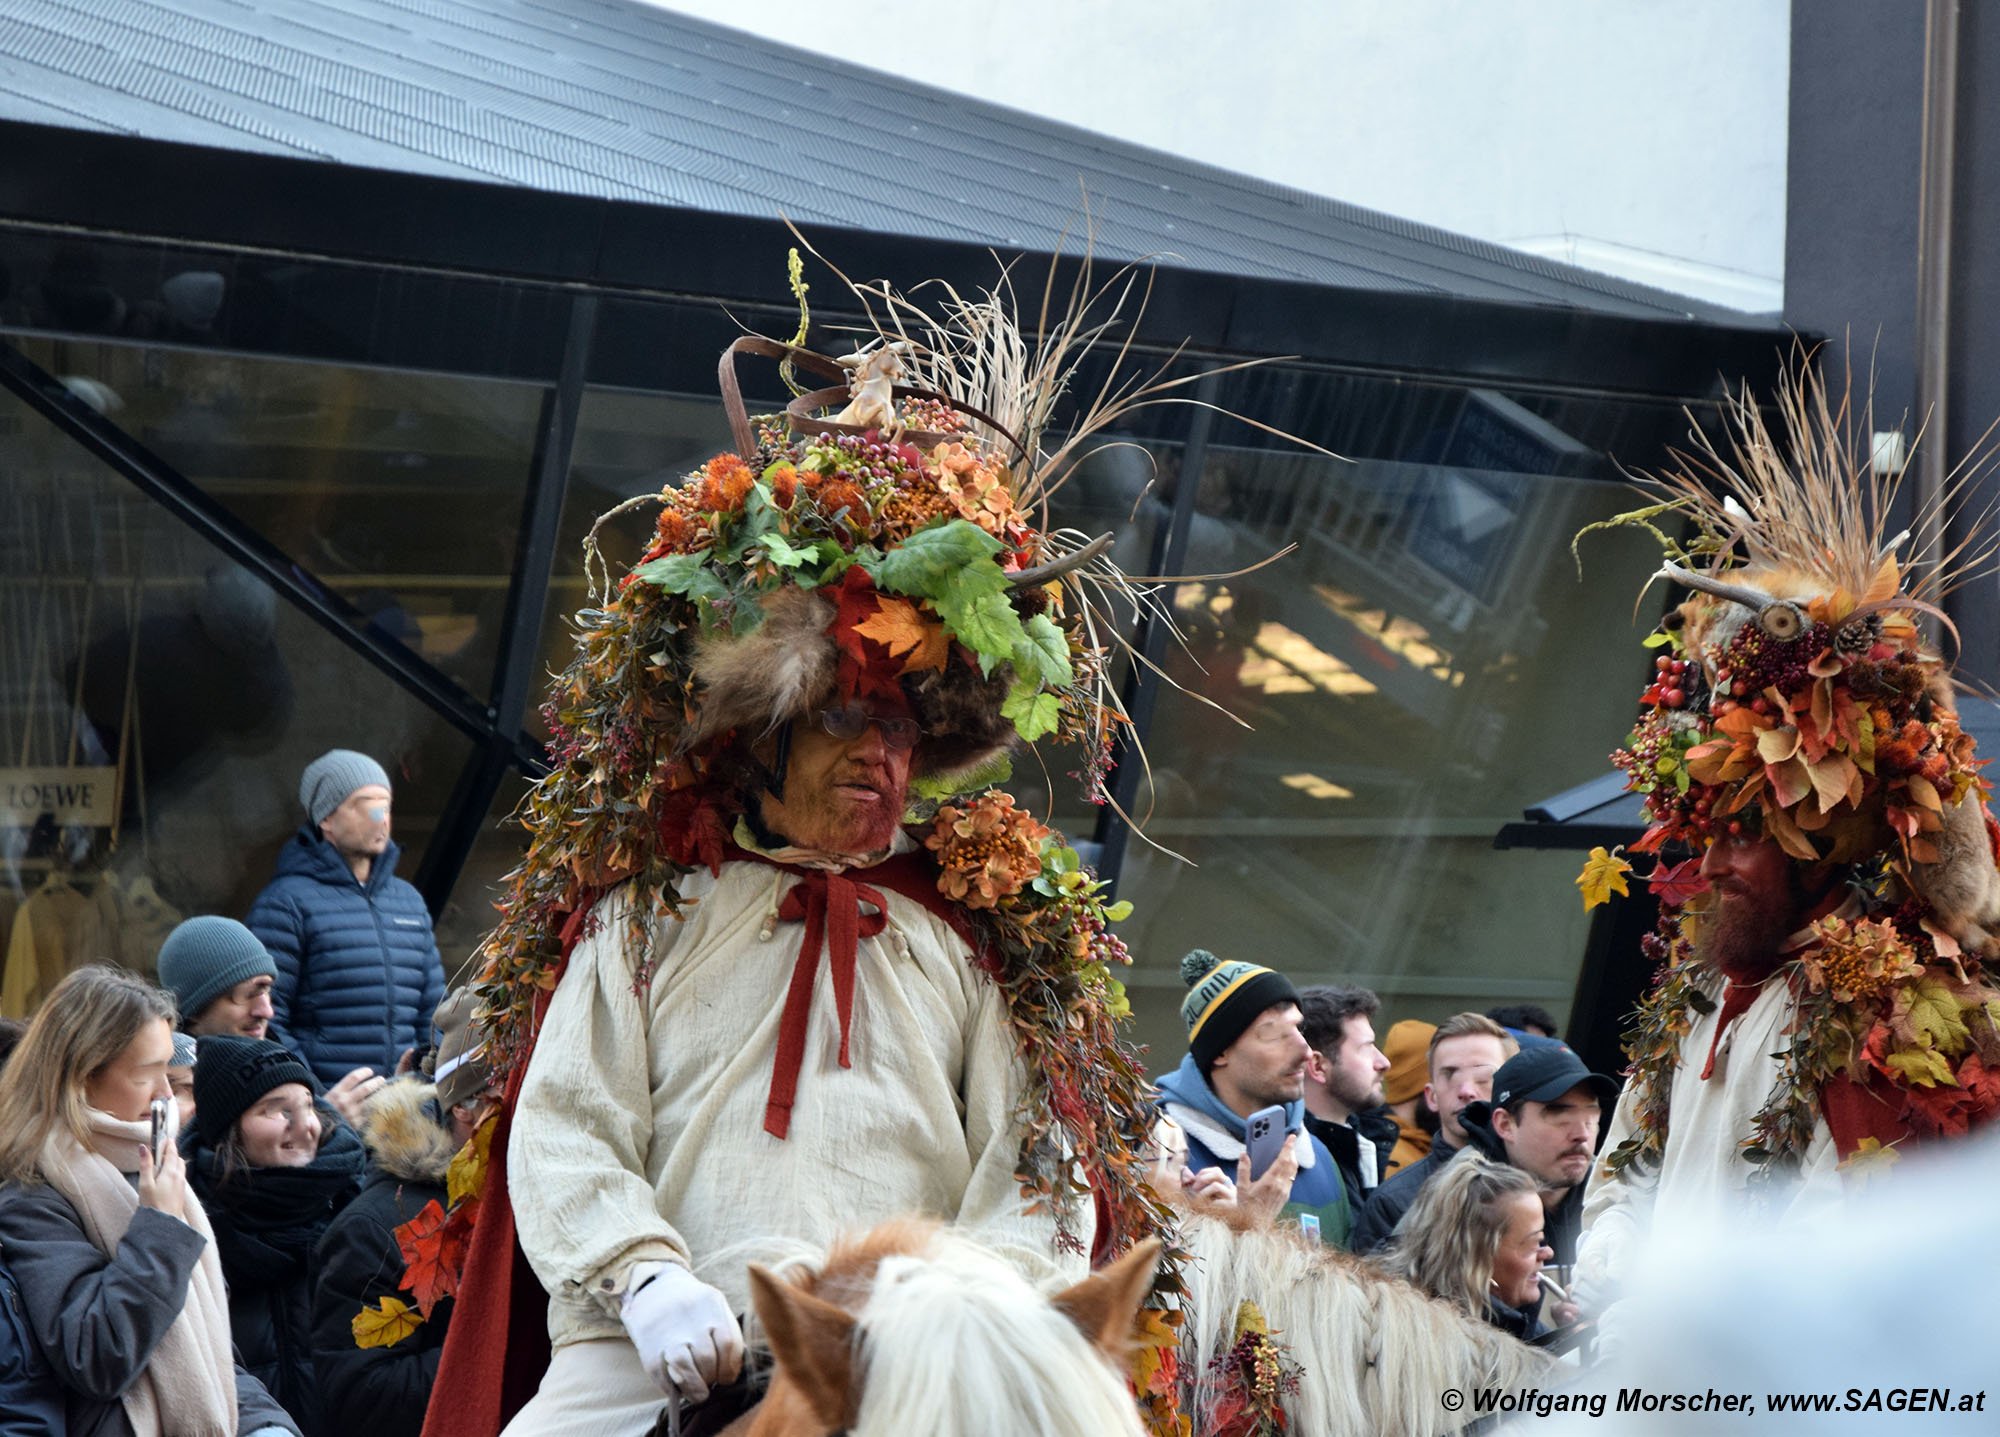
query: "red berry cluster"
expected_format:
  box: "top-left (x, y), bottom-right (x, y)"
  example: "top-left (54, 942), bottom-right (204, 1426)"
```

top-left (1642, 653), bottom-right (1698, 710)
top-left (1717, 621), bottom-right (1829, 699)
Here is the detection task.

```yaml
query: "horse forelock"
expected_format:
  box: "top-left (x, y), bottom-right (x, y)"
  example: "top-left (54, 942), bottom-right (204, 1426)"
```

top-left (848, 1234), bottom-right (1144, 1437)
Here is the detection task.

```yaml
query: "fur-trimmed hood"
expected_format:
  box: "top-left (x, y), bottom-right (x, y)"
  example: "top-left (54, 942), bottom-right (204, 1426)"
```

top-left (359, 1075), bottom-right (458, 1185)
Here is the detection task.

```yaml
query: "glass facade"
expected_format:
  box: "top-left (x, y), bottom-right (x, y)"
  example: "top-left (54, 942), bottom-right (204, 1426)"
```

top-left (0, 223), bottom-right (1755, 1064)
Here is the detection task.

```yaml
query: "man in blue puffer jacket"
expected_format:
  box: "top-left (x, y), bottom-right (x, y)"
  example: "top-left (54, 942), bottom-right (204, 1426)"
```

top-left (247, 750), bottom-right (445, 1087)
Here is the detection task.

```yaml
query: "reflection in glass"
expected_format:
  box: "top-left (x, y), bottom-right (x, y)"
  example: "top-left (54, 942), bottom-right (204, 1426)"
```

top-left (1113, 432), bottom-right (1675, 1065)
top-left (11, 335), bottom-right (543, 697)
top-left (0, 385), bottom-right (469, 1013)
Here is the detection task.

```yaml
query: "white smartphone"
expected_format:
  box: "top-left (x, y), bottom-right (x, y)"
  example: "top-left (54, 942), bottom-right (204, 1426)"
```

top-left (1242, 1104), bottom-right (1290, 1181)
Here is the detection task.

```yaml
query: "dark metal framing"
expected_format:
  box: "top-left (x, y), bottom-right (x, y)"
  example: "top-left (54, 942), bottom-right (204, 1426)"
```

top-left (413, 294), bottom-right (597, 904)
top-left (1092, 374), bottom-right (1221, 888)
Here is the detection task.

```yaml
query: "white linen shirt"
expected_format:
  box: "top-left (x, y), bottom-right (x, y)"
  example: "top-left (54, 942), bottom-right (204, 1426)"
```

top-left (1577, 976), bottom-right (1842, 1313)
top-left (508, 851), bottom-right (1086, 1347)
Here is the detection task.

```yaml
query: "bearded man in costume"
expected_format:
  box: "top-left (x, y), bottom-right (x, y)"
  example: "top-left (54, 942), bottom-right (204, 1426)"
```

top-left (400, 267), bottom-right (1203, 1437)
top-left (1573, 368), bottom-right (2000, 1327)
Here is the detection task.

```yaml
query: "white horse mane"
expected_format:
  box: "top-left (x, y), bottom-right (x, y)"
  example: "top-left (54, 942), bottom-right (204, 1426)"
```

top-left (849, 1232), bottom-right (1145, 1437)
top-left (1177, 1213), bottom-right (1552, 1437)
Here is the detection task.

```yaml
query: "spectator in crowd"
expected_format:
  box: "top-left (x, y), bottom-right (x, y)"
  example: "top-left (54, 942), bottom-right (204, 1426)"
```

top-left (168, 1032), bottom-right (198, 1130)
top-left (0, 964), bottom-right (298, 1436)
top-left (1378, 1019), bottom-right (1437, 1176)
top-left (1156, 951), bottom-right (1353, 1243)
top-left (158, 917), bottom-right (277, 1042)
top-left (311, 991), bottom-right (496, 1437)
top-left (0, 1011), bottom-right (59, 1431)
top-left (247, 751), bottom-right (444, 1089)
top-left (1375, 1150), bottom-right (1573, 1343)
top-left (1487, 1003), bottom-right (1561, 1042)
top-left (1457, 1046), bottom-right (1615, 1267)
top-left (1352, 1012), bottom-right (1516, 1252)
top-left (159, 916), bottom-right (384, 1128)
top-left (1295, 985), bottom-right (1396, 1230)
top-left (182, 1037), bottom-right (365, 1437)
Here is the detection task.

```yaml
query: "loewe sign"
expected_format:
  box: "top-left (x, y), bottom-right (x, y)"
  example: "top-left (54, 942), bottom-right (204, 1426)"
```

top-left (0, 768), bottom-right (118, 827)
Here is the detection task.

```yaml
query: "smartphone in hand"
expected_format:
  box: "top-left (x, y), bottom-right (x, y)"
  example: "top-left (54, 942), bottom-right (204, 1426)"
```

top-left (1243, 1105), bottom-right (1290, 1181)
top-left (148, 1095), bottom-right (177, 1165)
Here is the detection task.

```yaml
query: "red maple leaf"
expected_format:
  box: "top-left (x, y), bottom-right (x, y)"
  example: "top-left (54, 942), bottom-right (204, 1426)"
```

top-left (394, 1199), bottom-right (470, 1318)
top-left (827, 568), bottom-right (903, 701)
top-left (1645, 857), bottom-right (1708, 907)
top-left (657, 787), bottom-right (731, 874)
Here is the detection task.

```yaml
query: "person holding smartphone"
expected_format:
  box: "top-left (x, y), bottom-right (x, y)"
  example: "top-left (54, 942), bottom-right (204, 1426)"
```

top-left (1153, 950), bottom-right (1354, 1245)
top-left (0, 963), bottom-right (299, 1436)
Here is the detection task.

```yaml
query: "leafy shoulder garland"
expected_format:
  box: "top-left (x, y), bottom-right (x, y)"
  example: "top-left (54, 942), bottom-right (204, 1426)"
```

top-left (1606, 874), bottom-right (2000, 1184)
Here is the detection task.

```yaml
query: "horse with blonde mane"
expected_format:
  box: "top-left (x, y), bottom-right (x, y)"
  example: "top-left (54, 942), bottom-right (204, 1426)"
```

top-left (1176, 1210), bottom-right (1552, 1436)
top-left (722, 1220), bottom-right (1159, 1437)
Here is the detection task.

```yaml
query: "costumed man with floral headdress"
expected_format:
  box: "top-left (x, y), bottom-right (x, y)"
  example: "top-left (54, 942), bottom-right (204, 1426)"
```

top-left (1572, 367), bottom-right (2000, 1332)
top-left (405, 267), bottom-right (1200, 1437)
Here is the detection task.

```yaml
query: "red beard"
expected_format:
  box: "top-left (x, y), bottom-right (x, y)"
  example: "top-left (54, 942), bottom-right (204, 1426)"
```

top-left (1698, 886), bottom-right (1799, 982)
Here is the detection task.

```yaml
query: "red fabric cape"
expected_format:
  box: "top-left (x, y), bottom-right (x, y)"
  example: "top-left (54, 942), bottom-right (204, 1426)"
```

top-left (421, 846), bottom-right (990, 1437)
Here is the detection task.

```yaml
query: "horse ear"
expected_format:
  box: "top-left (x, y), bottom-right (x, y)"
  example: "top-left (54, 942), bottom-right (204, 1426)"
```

top-left (1050, 1239), bottom-right (1163, 1356)
top-left (748, 1263), bottom-right (859, 1431)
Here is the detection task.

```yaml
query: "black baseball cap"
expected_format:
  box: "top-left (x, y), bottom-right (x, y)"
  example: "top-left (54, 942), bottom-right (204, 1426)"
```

top-left (1491, 1044), bottom-right (1617, 1110)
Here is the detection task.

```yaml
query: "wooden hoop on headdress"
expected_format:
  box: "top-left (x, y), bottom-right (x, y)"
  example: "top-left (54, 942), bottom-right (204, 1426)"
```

top-left (716, 336), bottom-right (1029, 463)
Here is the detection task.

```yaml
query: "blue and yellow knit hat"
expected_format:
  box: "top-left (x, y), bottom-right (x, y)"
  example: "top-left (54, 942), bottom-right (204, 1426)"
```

top-left (1180, 948), bottom-right (1299, 1073)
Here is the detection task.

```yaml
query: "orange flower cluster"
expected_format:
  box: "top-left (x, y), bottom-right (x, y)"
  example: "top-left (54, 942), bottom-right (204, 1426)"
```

top-left (811, 474), bottom-right (870, 526)
top-left (651, 505), bottom-right (708, 556)
top-left (930, 441), bottom-right (1016, 535)
top-left (926, 790), bottom-right (1051, 909)
top-left (1801, 915), bottom-right (1923, 1004)
top-left (697, 454), bottom-right (754, 513)
top-left (878, 483), bottom-right (958, 539)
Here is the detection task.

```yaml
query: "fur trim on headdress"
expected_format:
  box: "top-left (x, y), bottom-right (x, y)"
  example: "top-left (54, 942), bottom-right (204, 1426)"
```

top-left (684, 588), bottom-right (838, 752)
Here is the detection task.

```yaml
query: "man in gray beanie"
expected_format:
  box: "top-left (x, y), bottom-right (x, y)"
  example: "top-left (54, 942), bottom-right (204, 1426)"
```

top-left (158, 914), bottom-right (279, 1041)
top-left (246, 749), bottom-right (445, 1096)
top-left (159, 912), bottom-right (390, 1126)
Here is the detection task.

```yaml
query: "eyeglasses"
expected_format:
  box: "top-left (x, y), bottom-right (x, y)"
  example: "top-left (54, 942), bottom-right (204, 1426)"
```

top-left (816, 704), bottom-right (920, 751)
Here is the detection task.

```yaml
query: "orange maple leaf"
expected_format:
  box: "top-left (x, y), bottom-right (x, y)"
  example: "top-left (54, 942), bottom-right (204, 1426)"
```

top-left (394, 1199), bottom-right (470, 1318)
top-left (854, 596), bottom-right (950, 674)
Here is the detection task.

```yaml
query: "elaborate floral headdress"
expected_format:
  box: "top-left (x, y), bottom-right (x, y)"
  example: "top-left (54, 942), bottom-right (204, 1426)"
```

top-left (1579, 357), bottom-right (2000, 1178)
top-left (386, 244), bottom-right (1328, 1434)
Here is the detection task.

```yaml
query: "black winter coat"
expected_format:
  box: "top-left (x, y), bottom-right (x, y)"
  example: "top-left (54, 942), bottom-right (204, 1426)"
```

top-left (1303, 1106), bottom-right (1400, 1221)
top-left (310, 1078), bottom-right (458, 1437)
top-left (1351, 1141), bottom-right (1458, 1254)
top-left (248, 828), bottom-right (445, 1086)
top-left (0, 1184), bottom-right (297, 1437)
top-left (184, 1118), bottom-right (364, 1437)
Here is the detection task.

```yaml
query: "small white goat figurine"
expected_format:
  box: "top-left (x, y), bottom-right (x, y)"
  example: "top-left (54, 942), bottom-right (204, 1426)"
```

top-left (832, 341), bottom-right (910, 435)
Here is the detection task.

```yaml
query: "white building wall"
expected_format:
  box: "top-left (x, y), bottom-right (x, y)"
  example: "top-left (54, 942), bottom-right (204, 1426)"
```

top-left (651, 0), bottom-right (1790, 312)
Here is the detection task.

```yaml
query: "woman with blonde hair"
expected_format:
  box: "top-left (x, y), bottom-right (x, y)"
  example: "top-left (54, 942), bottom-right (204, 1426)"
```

top-left (0, 963), bottom-right (298, 1437)
top-left (1372, 1151), bottom-right (1565, 1343)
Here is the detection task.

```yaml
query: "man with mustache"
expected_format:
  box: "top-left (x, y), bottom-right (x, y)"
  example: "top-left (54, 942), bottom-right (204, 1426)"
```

top-left (501, 691), bottom-right (1080, 1437)
top-left (1457, 1045), bottom-right (1614, 1270)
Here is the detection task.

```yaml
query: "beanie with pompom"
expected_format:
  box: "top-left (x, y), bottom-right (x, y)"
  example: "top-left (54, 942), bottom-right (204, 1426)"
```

top-left (1178, 948), bottom-right (1299, 1073)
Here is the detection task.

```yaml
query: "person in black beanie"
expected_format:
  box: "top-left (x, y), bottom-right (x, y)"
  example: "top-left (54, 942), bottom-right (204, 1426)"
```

top-left (182, 1036), bottom-right (365, 1437)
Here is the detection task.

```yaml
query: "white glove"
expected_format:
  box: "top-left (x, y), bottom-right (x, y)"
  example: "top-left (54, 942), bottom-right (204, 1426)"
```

top-left (619, 1262), bottom-right (744, 1403)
